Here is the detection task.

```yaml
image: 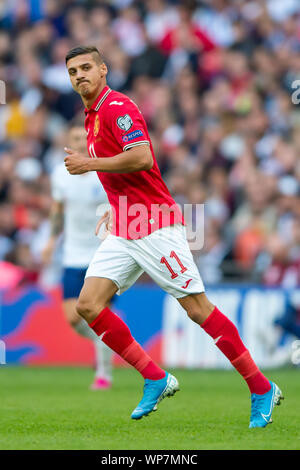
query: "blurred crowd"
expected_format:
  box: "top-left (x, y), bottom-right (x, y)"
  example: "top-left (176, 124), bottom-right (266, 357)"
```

top-left (0, 0), bottom-right (300, 289)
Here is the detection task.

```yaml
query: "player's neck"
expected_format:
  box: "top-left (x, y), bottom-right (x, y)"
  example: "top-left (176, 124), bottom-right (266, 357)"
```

top-left (82, 83), bottom-right (108, 109)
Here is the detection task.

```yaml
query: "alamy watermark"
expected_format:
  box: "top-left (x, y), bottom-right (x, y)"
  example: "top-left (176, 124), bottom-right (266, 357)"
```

top-left (291, 80), bottom-right (300, 104)
top-left (0, 340), bottom-right (6, 364)
top-left (96, 199), bottom-right (205, 250)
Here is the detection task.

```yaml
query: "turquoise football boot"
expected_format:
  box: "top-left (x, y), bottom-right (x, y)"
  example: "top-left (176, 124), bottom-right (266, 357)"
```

top-left (131, 372), bottom-right (179, 420)
top-left (249, 381), bottom-right (284, 428)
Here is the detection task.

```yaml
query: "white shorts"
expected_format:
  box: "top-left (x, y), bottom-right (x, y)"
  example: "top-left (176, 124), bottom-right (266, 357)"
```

top-left (85, 223), bottom-right (205, 299)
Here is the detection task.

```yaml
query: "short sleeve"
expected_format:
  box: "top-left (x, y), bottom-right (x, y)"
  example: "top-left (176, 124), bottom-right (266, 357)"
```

top-left (107, 98), bottom-right (150, 151)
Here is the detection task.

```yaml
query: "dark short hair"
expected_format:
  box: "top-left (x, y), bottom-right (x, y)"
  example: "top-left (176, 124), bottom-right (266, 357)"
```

top-left (65, 45), bottom-right (103, 64)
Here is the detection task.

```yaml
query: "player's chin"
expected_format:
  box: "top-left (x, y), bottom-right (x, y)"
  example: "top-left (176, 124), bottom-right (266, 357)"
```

top-left (79, 85), bottom-right (91, 96)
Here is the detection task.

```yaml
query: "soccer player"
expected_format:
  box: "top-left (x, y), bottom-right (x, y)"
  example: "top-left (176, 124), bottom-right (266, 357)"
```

top-left (42, 122), bottom-right (113, 390)
top-left (64, 45), bottom-right (283, 427)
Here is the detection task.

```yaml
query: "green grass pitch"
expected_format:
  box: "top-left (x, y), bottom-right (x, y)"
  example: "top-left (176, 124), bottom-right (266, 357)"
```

top-left (0, 366), bottom-right (299, 450)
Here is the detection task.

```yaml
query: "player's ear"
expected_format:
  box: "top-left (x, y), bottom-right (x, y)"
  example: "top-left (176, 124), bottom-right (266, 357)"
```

top-left (100, 62), bottom-right (108, 78)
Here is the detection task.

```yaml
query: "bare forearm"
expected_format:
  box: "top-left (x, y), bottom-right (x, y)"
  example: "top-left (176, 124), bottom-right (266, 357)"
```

top-left (42, 202), bottom-right (63, 264)
top-left (49, 203), bottom-right (64, 237)
top-left (87, 145), bottom-right (153, 173)
top-left (64, 144), bottom-right (153, 175)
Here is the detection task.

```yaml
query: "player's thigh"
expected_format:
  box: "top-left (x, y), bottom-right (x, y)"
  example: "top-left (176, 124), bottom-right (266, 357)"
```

top-left (78, 276), bottom-right (118, 313)
top-left (132, 224), bottom-right (205, 299)
top-left (85, 234), bottom-right (144, 297)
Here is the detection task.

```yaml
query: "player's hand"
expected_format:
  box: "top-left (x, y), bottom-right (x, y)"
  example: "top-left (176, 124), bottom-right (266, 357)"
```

top-left (95, 210), bottom-right (112, 240)
top-left (64, 147), bottom-right (90, 174)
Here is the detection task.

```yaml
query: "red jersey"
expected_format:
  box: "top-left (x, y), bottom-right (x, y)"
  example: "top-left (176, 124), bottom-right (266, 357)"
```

top-left (85, 85), bottom-right (184, 239)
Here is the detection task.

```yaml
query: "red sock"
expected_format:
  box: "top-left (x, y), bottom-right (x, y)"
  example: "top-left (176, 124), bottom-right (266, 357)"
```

top-left (89, 307), bottom-right (165, 380)
top-left (201, 307), bottom-right (271, 394)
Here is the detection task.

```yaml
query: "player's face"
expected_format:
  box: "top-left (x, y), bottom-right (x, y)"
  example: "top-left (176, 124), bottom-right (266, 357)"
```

top-left (67, 53), bottom-right (107, 99)
top-left (68, 127), bottom-right (88, 155)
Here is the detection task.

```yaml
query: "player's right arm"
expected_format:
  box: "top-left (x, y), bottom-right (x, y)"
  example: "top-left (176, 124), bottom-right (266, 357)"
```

top-left (65, 144), bottom-right (153, 174)
top-left (41, 200), bottom-right (64, 265)
top-left (65, 98), bottom-right (153, 175)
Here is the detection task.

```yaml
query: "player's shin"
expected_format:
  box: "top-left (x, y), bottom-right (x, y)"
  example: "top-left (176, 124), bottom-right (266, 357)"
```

top-left (201, 307), bottom-right (271, 395)
top-left (74, 318), bottom-right (99, 340)
top-left (89, 307), bottom-right (165, 380)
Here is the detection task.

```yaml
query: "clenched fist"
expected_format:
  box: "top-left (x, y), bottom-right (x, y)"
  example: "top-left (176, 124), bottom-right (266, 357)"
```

top-left (64, 147), bottom-right (90, 174)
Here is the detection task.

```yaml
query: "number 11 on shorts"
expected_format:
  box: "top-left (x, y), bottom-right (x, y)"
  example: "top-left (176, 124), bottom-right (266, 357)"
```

top-left (160, 251), bottom-right (188, 279)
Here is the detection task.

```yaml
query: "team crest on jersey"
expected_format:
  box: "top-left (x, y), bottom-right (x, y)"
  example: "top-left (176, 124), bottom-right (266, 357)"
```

top-left (94, 115), bottom-right (100, 137)
top-left (117, 114), bottom-right (133, 132)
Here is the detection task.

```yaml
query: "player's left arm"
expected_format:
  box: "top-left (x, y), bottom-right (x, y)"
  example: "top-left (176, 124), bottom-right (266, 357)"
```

top-left (64, 144), bottom-right (153, 174)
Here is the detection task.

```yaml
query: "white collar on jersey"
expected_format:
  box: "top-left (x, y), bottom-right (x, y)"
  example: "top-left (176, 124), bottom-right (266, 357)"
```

top-left (94, 87), bottom-right (112, 111)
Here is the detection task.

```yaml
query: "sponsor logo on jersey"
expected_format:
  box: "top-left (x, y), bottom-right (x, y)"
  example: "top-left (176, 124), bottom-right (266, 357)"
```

top-left (117, 114), bottom-right (133, 132)
top-left (94, 115), bottom-right (100, 137)
top-left (122, 129), bottom-right (144, 143)
top-left (109, 101), bottom-right (124, 106)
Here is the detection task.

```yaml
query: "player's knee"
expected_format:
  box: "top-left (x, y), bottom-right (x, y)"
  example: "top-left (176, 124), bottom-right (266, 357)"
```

top-left (181, 293), bottom-right (215, 325)
top-left (186, 309), bottom-right (204, 324)
top-left (68, 315), bottom-right (81, 328)
top-left (76, 299), bottom-right (103, 323)
top-left (186, 304), bottom-right (213, 325)
top-left (75, 299), bottom-right (89, 319)
top-left (63, 300), bottom-right (82, 327)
